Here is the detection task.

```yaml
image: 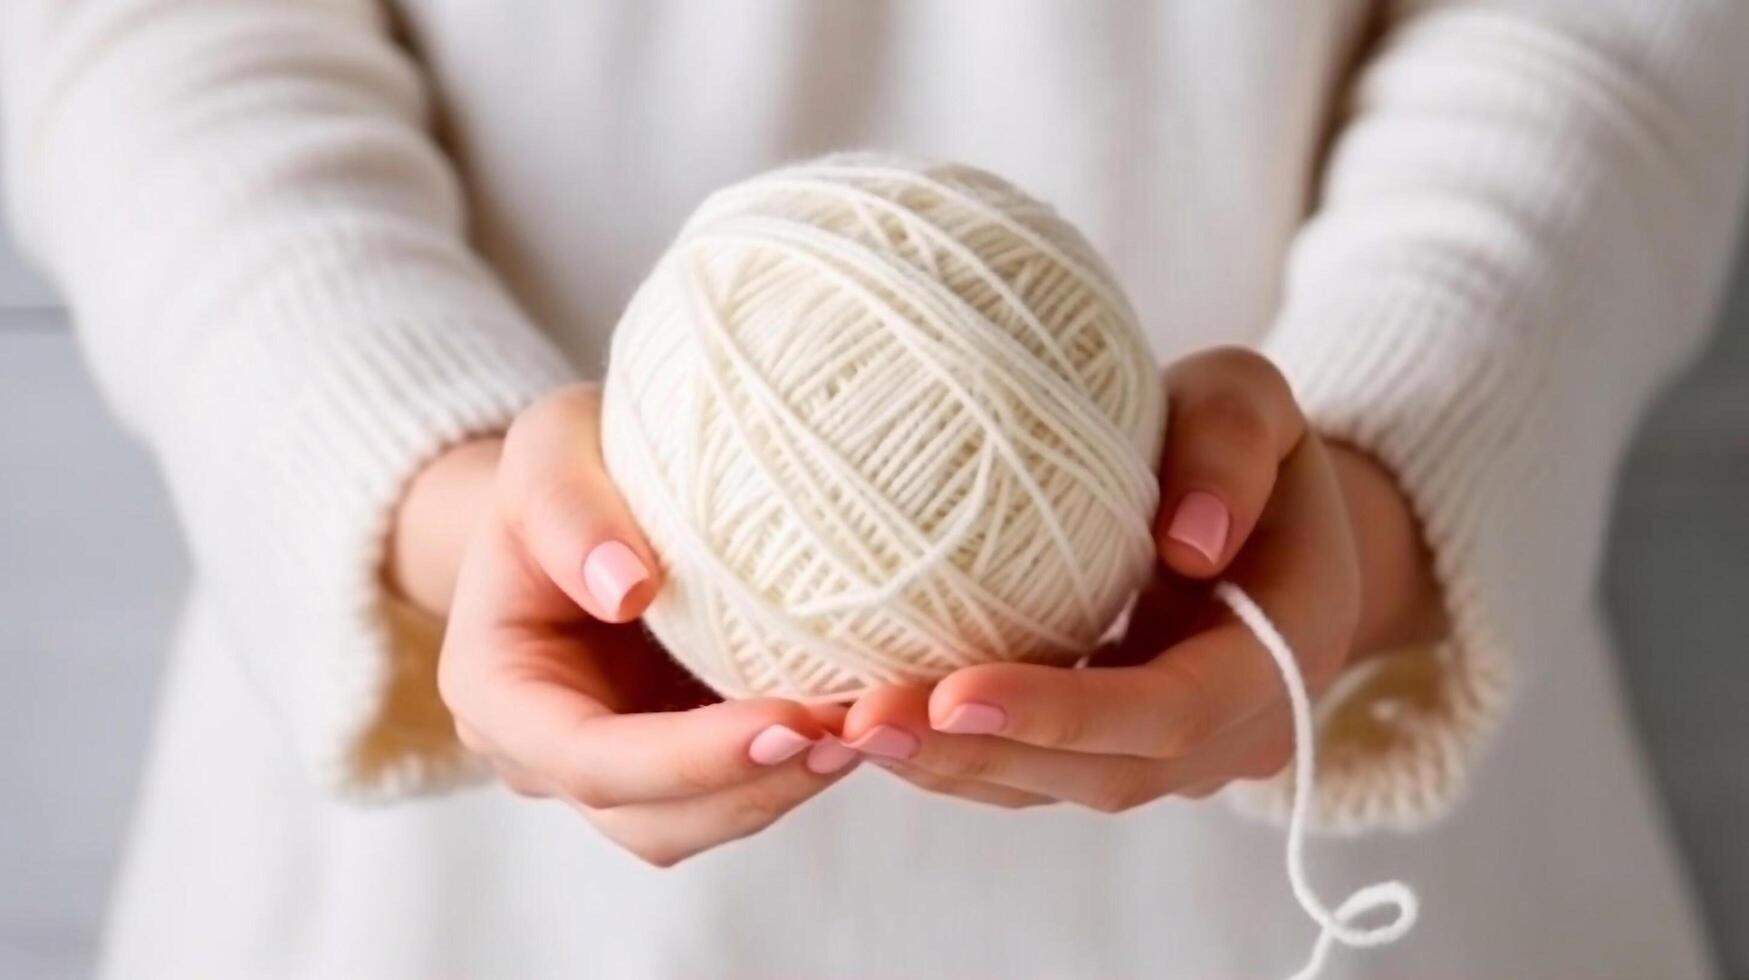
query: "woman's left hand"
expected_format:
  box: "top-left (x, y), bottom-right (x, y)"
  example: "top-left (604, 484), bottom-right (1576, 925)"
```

top-left (839, 347), bottom-right (1448, 811)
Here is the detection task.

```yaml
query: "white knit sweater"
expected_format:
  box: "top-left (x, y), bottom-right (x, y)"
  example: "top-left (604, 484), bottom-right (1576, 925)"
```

top-left (10, 3), bottom-right (1749, 976)
top-left (4, 0), bottom-right (1745, 835)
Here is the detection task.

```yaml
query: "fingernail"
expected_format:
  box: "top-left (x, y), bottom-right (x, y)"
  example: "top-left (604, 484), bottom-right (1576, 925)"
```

top-left (748, 725), bottom-right (813, 765)
top-left (847, 725), bottom-right (918, 760)
top-left (582, 540), bottom-right (650, 618)
top-left (805, 738), bottom-right (858, 775)
top-left (1166, 491), bottom-right (1229, 564)
top-left (935, 702), bottom-right (1007, 735)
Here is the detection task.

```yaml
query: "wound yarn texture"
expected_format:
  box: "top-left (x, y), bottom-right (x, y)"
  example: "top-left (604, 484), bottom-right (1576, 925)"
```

top-left (602, 155), bottom-right (1166, 700)
top-left (601, 156), bottom-right (1417, 977)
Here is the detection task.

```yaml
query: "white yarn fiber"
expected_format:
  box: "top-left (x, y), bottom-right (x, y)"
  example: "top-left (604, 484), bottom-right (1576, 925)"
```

top-left (1215, 583), bottom-right (1419, 980)
top-left (601, 155), bottom-right (1418, 978)
top-left (602, 155), bottom-right (1166, 700)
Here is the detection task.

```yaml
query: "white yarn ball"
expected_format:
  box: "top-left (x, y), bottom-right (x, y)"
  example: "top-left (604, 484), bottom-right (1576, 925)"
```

top-left (601, 155), bottom-right (1166, 701)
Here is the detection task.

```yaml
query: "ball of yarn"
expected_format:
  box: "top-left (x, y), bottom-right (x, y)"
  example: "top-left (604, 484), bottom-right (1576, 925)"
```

top-left (601, 154), bottom-right (1166, 700)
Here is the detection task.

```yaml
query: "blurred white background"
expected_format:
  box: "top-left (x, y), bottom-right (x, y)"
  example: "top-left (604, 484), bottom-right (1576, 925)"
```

top-left (1, 160), bottom-right (1746, 979)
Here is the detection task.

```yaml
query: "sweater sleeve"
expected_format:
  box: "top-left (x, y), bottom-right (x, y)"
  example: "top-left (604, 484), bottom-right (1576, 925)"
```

top-left (1238, 0), bottom-right (1749, 832)
top-left (1, 0), bottom-right (577, 797)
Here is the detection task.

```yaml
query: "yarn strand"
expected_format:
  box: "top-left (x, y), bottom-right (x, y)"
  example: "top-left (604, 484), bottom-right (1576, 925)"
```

top-left (603, 157), bottom-right (1424, 975)
top-left (1213, 582), bottom-right (1420, 980)
top-left (606, 157), bottom-right (1166, 700)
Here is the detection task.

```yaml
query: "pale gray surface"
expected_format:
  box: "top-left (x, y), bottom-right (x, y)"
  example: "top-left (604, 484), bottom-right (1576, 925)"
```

top-left (1604, 255), bottom-right (1749, 978)
top-left (0, 203), bottom-right (1745, 980)
top-left (0, 324), bottom-right (185, 979)
top-left (0, 213), bottom-right (54, 311)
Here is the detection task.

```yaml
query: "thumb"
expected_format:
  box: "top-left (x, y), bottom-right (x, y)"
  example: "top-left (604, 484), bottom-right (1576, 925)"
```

top-left (1155, 347), bottom-right (1304, 578)
top-left (502, 384), bottom-right (661, 622)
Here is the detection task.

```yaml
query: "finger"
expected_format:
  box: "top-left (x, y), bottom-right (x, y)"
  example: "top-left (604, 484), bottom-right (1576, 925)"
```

top-left (932, 437), bottom-right (1353, 759)
top-left (1175, 781), bottom-right (1227, 800)
top-left (928, 618), bottom-right (1309, 761)
top-left (442, 519), bottom-right (838, 809)
top-left (501, 384), bottom-right (661, 623)
top-left (937, 708), bottom-right (1289, 808)
top-left (873, 761), bottom-right (1056, 810)
top-left (1156, 347), bottom-right (1303, 577)
top-left (1160, 706), bottom-right (1296, 789)
top-left (448, 642), bottom-right (835, 807)
top-left (847, 687), bottom-right (1163, 813)
top-left (517, 694), bottom-right (838, 809)
top-left (841, 683), bottom-right (932, 760)
top-left (454, 718), bottom-right (491, 757)
top-left (463, 722), bottom-right (554, 798)
top-left (925, 623), bottom-right (1278, 760)
top-left (907, 734), bottom-right (1164, 814)
top-left (935, 713), bottom-right (1291, 808)
top-left (488, 758), bottom-right (555, 799)
top-left (583, 753), bottom-right (858, 868)
top-left (800, 700), bottom-right (851, 734)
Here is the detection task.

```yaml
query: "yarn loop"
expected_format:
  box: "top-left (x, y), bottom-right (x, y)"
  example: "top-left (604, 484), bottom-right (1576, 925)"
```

top-left (1216, 583), bottom-right (1420, 979)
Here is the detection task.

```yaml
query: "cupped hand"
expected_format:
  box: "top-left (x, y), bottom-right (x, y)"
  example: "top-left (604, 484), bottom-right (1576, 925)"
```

top-left (412, 385), bottom-right (858, 866)
top-left (840, 348), bottom-right (1447, 811)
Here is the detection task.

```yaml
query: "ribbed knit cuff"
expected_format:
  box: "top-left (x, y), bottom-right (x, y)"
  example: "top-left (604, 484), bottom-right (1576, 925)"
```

top-left (1236, 281), bottom-right (1527, 833)
top-left (157, 248), bottom-right (577, 799)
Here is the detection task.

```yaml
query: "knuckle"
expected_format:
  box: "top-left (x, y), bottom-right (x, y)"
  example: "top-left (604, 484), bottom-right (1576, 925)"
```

top-left (435, 651), bottom-right (472, 715)
top-left (1084, 775), bottom-right (1154, 815)
top-left (1082, 793), bottom-right (1126, 815)
top-left (890, 770), bottom-right (938, 794)
top-left (559, 771), bottom-right (616, 810)
top-left (1223, 347), bottom-right (1293, 403)
top-left (1197, 346), bottom-right (1294, 414)
top-left (601, 820), bottom-right (694, 870)
top-left (453, 720), bottom-right (487, 755)
top-left (630, 841), bottom-right (689, 870)
top-left (1179, 780), bottom-right (1226, 800)
top-left (1242, 754), bottom-right (1289, 782)
top-left (939, 748), bottom-right (1001, 783)
top-left (1188, 390), bottom-right (1276, 458)
top-left (1299, 635), bottom-right (1352, 691)
top-left (968, 791), bottom-right (1032, 811)
top-left (512, 385), bottom-right (598, 441)
top-left (891, 767), bottom-right (952, 797)
top-left (724, 785), bottom-right (792, 833)
top-left (1036, 701), bottom-right (1092, 751)
top-left (670, 750), bottom-right (732, 797)
top-left (1244, 728), bottom-right (1296, 780)
top-left (498, 769), bottom-right (549, 799)
top-left (505, 389), bottom-right (606, 486)
top-left (522, 474), bottom-right (597, 539)
top-left (1146, 663), bottom-right (1214, 757)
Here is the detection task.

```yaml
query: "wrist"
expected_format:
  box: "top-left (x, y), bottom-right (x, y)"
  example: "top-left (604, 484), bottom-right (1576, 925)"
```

top-left (1327, 440), bottom-right (1449, 656)
top-left (386, 436), bottom-right (504, 617)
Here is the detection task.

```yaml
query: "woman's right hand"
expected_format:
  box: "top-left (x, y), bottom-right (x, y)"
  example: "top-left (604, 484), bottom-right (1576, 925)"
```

top-left (414, 385), bottom-right (858, 867)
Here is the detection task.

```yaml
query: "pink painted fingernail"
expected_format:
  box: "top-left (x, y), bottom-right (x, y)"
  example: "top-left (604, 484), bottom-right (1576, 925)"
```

top-left (935, 702), bottom-right (1007, 735)
top-left (805, 738), bottom-right (859, 774)
top-left (748, 725), bottom-right (813, 765)
top-left (847, 725), bottom-right (919, 760)
top-left (582, 540), bottom-right (650, 618)
top-left (1166, 491), bottom-right (1230, 564)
